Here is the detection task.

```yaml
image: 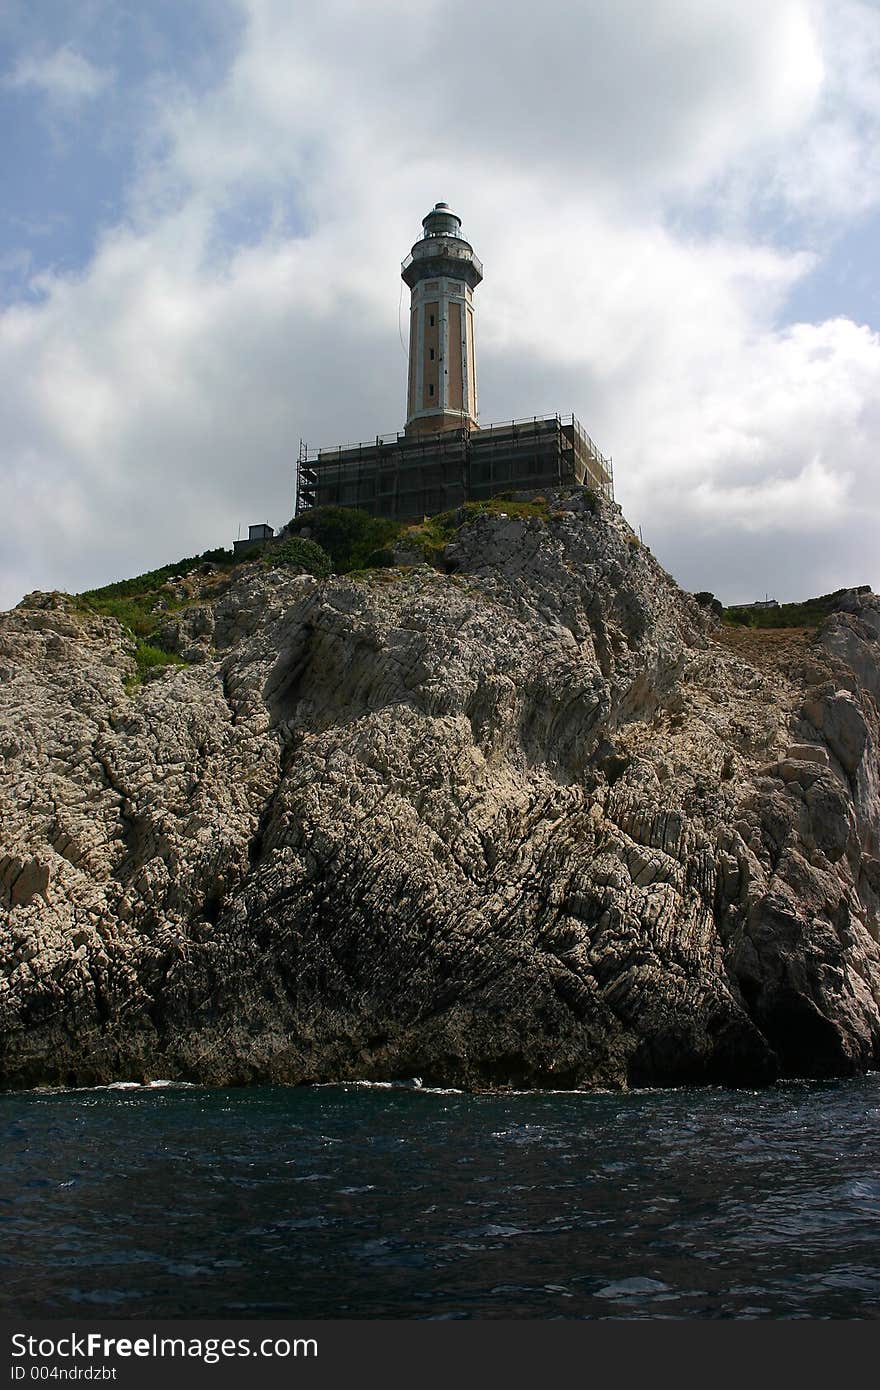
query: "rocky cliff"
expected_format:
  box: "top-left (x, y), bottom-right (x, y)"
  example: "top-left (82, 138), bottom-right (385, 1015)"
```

top-left (2, 491), bottom-right (879, 1089)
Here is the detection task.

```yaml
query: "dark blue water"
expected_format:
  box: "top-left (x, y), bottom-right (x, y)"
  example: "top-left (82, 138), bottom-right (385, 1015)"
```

top-left (1, 1078), bottom-right (878, 1319)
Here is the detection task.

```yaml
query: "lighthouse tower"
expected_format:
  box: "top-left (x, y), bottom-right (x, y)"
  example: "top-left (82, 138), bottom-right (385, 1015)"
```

top-left (401, 202), bottom-right (482, 435)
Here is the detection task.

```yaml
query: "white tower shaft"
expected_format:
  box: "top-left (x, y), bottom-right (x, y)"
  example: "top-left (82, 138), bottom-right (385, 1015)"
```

top-left (407, 276), bottom-right (476, 428)
top-left (401, 203), bottom-right (483, 435)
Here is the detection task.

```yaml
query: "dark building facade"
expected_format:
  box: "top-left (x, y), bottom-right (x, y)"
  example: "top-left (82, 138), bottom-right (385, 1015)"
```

top-left (295, 413), bottom-right (613, 522)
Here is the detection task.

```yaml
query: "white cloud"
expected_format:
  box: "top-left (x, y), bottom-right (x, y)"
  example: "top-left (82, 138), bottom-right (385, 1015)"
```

top-left (150, 0), bottom-right (825, 207)
top-left (764, 0), bottom-right (880, 220)
top-left (4, 45), bottom-right (112, 107)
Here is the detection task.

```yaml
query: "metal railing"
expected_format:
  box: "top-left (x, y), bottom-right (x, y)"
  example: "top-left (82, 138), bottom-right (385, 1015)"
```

top-left (568, 414), bottom-right (611, 469)
top-left (305, 413), bottom-right (611, 468)
top-left (401, 240), bottom-right (484, 278)
top-left (477, 413), bottom-right (564, 435)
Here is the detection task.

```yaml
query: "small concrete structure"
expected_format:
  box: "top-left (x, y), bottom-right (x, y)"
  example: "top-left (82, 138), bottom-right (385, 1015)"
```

top-left (234, 523), bottom-right (274, 556)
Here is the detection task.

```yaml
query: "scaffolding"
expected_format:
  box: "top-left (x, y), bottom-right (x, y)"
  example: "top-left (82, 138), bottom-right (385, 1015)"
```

top-left (294, 414), bottom-right (613, 522)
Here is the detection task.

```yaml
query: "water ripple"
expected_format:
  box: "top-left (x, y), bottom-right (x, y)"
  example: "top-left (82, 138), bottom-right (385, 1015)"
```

top-left (1, 1076), bottom-right (878, 1317)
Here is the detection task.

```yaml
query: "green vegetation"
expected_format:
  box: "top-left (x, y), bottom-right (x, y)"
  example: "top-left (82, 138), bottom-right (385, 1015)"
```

top-left (70, 492), bottom-right (565, 691)
top-left (463, 495), bottom-right (549, 524)
top-left (77, 493), bottom-right (559, 661)
top-left (79, 592), bottom-right (158, 638)
top-left (133, 641), bottom-right (187, 678)
top-left (285, 507), bottom-right (401, 573)
top-left (82, 495), bottom-right (553, 626)
top-left (81, 548), bottom-right (238, 639)
top-left (80, 547), bottom-right (238, 694)
top-left (403, 495), bottom-right (550, 563)
top-left (694, 590), bottom-right (724, 618)
top-left (121, 640), bottom-right (187, 695)
top-left (723, 586), bottom-right (870, 629)
top-left (83, 547), bottom-right (236, 601)
top-left (403, 512), bottom-right (456, 564)
top-left (265, 536), bottom-right (332, 578)
top-left (286, 496), bottom-right (550, 572)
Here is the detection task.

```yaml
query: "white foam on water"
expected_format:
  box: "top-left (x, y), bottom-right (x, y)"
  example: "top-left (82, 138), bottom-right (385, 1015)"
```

top-left (21, 1079), bottom-right (200, 1096)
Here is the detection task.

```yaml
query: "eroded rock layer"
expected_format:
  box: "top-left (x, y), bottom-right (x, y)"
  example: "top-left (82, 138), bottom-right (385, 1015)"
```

top-left (2, 492), bottom-right (879, 1088)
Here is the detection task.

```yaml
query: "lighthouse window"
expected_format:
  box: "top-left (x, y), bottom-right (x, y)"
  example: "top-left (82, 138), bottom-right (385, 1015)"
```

top-left (429, 348), bottom-right (435, 360)
top-left (429, 384), bottom-right (434, 396)
top-left (429, 314), bottom-right (435, 327)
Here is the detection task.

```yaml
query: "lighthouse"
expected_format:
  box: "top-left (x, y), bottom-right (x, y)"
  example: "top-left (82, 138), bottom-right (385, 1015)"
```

top-left (401, 202), bottom-right (483, 435)
top-left (295, 199), bottom-right (613, 522)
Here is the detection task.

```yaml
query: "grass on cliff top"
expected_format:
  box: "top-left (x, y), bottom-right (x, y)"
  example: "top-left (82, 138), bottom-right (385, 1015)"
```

top-left (80, 547), bottom-right (239, 639)
top-left (284, 506), bottom-right (401, 572)
top-left (82, 546), bottom-right (238, 600)
top-left (77, 493), bottom-right (555, 644)
top-left (122, 640), bottom-right (188, 695)
top-left (404, 497), bottom-right (550, 563)
top-left (286, 495), bottom-right (550, 571)
top-left (722, 585), bottom-right (871, 629)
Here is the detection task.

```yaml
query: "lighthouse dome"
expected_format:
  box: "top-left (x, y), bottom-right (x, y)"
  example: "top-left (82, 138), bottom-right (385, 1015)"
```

top-left (422, 202), bottom-right (463, 239)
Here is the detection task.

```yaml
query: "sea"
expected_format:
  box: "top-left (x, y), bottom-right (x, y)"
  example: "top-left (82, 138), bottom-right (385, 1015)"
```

top-left (1, 1077), bottom-right (878, 1320)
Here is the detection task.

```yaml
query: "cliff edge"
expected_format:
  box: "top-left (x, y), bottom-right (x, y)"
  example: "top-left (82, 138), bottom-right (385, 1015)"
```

top-left (2, 491), bottom-right (879, 1088)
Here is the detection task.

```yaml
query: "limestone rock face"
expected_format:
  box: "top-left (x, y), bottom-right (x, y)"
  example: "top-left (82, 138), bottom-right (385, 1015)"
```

top-left (1, 494), bottom-right (879, 1089)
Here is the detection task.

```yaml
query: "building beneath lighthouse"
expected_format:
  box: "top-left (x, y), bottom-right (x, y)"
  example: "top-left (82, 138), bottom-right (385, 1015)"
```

top-left (295, 202), bottom-right (613, 520)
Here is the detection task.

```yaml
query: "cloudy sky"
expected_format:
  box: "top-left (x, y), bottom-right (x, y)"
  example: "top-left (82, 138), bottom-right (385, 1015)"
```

top-left (2, 0), bottom-right (880, 608)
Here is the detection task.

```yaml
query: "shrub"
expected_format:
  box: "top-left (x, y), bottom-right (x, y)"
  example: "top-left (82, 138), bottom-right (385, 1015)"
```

top-left (81, 547), bottom-right (239, 641)
top-left (122, 640), bottom-right (185, 695)
top-left (460, 497), bottom-right (550, 524)
top-left (267, 537), bottom-right (332, 578)
top-left (694, 591), bottom-right (724, 618)
top-left (286, 507), bottom-right (402, 573)
top-left (83, 593), bottom-right (163, 637)
top-left (130, 640), bottom-right (186, 684)
top-left (725, 608), bottom-right (754, 627)
top-left (364, 546), bottom-right (396, 569)
top-left (82, 547), bottom-right (236, 603)
top-left (722, 588), bottom-right (871, 629)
